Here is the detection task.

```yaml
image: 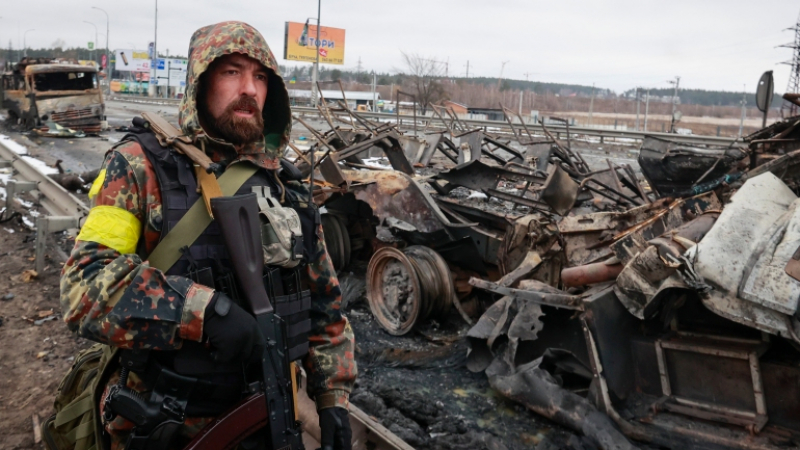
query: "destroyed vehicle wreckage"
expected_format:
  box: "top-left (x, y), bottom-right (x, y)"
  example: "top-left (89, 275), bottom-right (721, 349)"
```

top-left (291, 98), bottom-right (800, 450)
top-left (1, 57), bottom-right (106, 133)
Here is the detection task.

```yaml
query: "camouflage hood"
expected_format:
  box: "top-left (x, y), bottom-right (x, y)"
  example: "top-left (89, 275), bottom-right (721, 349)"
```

top-left (179, 21), bottom-right (291, 164)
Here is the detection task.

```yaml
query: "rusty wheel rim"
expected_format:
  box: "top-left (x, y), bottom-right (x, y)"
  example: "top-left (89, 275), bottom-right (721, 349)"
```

top-left (367, 247), bottom-right (422, 336)
top-left (404, 246), bottom-right (454, 318)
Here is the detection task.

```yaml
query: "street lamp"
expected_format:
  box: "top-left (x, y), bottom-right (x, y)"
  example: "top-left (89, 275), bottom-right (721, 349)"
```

top-left (92, 6), bottom-right (109, 94)
top-left (83, 21), bottom-right (98, 63)
top-left (23, 29), bottom-right (35, 57)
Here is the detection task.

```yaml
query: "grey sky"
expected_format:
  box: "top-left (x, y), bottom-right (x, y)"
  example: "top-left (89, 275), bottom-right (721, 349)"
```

top-left (2, 0), bottom-right (798, 94)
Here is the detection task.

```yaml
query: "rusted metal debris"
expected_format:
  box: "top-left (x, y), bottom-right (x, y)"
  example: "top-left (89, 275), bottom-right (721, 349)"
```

top-left (290, 99), bottom-right (800, 449)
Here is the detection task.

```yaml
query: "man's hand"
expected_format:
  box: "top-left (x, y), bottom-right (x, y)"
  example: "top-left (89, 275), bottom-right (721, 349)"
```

top-left (203, 292), bottom-right (264, 364)
top-left (318, 407), bottom-right (352, 450)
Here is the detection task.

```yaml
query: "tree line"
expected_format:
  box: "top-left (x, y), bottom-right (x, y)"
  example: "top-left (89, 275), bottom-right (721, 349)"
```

top-left (1, 46), bottom-right (785, 110)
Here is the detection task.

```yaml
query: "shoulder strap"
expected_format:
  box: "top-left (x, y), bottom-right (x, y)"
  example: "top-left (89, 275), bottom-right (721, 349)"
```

top-left (147, 163), bottom-right (259, 272)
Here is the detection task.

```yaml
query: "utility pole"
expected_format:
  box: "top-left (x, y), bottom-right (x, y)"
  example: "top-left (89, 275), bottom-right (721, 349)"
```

top-left (372, 71), bottom-right (377, 112)
top-left (311, 0), bottom-right (321, 107)
top-left (84, 21), bottom-right (98, 63)
top-left (668, 75), bottom-right (681, 132)
top-left (23, 29), bottom-right (34, 57)
top-left (465, 60), bottom-right (469, 78)
top-left (738, 84), bottom-right (747, 138)
top-left (644, 88), bottom-right (650, 132)
top-left (155, 0), bottom-right (160, 97)
top-left (588, 83), bottom-right (595, 126)
top-left (519, 90), bottom-right (523, 115)
top-left (91, 6), bottom-right (109, 95)
top-left (635, 88), bottom-right (640, 131)
top-left (497, 60), bottom-right (509, 90)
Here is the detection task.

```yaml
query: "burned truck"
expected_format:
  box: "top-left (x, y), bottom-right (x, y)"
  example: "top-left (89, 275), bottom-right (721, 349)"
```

top-left (1, 58), bottom-right (105, 132)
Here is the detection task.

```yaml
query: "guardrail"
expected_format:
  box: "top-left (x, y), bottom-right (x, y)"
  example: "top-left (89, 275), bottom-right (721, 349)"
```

top-left (109, 96), bottom-right (743, 147)
top-left (291, 107), bottom-right (742, 147)
top-left (0, 138), bottom-right (89, 271)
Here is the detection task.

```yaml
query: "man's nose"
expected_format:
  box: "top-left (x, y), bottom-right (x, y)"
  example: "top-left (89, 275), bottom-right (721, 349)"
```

top-left (239, 73), bottom-right (258, 97)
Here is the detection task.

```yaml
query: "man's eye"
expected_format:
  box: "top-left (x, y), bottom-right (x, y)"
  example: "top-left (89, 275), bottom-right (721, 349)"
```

top-left (256, 74), bottom-right (268, 81)
top-left (224, 70), bottom-right (238, 75)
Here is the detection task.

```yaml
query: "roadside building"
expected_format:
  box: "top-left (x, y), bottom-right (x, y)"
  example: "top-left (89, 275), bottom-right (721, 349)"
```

top-left (288, 89), bottom-right (381, 110)
top-left (467, 106), bottom-right (504, 121)
top-left (442, 100), bottom-right (468, 115)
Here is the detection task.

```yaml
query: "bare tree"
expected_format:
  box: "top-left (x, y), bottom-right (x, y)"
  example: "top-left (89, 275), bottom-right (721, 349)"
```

top-left (398, 52), bottom-right (447, 114)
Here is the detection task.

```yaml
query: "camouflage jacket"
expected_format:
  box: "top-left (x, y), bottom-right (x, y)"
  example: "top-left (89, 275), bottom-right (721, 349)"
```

top-left (59, 21), bottom-right (355, 412)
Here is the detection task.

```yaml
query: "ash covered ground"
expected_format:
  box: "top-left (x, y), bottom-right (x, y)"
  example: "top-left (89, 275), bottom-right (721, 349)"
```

top-left (339, 268), bottom-right (574, 450)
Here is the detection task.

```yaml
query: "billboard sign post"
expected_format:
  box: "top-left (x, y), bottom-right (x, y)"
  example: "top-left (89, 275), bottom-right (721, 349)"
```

top-left (283, 21), bottom-right (345, 65)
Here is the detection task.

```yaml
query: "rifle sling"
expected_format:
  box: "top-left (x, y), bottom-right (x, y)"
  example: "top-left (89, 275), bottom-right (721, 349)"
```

top-left (147, 163), bottom-right (258, 272)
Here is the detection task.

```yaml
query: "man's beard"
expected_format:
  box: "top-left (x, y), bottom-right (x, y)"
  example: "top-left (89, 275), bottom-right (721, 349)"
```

top-left (202, 96), bottom-right (264, 146)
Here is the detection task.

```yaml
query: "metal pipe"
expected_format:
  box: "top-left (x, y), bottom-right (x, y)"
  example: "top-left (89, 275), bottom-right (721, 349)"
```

top-left (561, 261), bottom-right (623, 287)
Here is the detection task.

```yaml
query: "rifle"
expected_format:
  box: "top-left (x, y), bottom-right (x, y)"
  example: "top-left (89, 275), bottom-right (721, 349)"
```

top-left (211, 193), bottom-right (303, 449)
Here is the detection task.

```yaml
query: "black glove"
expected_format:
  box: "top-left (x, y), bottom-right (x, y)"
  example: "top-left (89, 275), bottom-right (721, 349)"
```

top-left (318, 407), bottom-right (352, 450)
top-left (203, 292), bottom-right (265, 365)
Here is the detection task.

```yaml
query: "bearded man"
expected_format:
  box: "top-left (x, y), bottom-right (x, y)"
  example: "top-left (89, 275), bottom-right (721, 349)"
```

top-left (59, 21), bottom-right (355, 450)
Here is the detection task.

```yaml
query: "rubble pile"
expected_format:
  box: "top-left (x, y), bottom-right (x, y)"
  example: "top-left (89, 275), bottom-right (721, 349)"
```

top-left (292, 98), bottom-right (800, 450)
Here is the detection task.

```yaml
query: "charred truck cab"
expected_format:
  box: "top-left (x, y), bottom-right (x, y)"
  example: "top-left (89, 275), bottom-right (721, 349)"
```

top-left (1, 58), bottom-right (105, 132)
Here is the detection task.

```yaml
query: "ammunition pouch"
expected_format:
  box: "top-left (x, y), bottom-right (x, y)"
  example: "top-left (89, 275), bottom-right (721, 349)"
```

top-left (264, 268), bottom-right (312, 361)
top-left (253, 186), bottom-right (304, 268)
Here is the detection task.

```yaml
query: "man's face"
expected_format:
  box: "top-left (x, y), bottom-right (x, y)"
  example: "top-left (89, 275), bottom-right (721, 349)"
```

top-left (198, 53), bottom-right (269, 146)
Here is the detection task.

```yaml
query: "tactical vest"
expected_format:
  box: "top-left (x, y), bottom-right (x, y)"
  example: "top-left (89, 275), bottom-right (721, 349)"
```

top-left (118, 129), bottom-right (311, 411)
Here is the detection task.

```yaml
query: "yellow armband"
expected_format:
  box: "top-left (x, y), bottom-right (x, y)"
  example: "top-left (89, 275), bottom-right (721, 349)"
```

top-left (77, 205), bottom-right (142, 254)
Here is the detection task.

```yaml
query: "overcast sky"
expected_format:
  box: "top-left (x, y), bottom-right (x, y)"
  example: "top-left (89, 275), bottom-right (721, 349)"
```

top-left (2, 0), bottom-right (798, 94)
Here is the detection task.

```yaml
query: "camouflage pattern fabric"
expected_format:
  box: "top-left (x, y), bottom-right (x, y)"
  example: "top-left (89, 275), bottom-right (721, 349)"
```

top-left (179, 21), bottom-right (293, 169)
top-left (59, 21), bottom-right (355, 448)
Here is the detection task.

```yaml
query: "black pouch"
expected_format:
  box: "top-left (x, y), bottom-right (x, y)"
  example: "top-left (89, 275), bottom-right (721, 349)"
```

top-left (292, 204), bottom-right (321, 262)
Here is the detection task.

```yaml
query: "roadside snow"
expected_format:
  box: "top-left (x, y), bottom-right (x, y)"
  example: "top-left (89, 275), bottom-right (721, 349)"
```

top-left (0, 134), bottom-right (28, 155)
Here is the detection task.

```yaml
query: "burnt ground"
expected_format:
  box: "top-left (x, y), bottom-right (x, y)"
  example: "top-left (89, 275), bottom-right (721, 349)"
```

top-left (339, 267), bottom-right (574, 450)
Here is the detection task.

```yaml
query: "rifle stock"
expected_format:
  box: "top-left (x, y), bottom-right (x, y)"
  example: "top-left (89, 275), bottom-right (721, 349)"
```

top-left (182, 393), bottom-right (268, 450)
top-left (210, 193), bottom-right (303, 450)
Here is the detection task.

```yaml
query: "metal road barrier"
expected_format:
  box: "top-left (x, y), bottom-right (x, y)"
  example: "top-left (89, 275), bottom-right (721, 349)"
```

top-left (0, 139), bottom-right (89, 272)
top-left (108, 96), bottom-right (741, 147)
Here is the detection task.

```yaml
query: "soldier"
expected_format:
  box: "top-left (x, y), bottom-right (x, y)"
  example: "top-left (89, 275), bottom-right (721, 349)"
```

top-left (60, 21), bottom-right (356, 450)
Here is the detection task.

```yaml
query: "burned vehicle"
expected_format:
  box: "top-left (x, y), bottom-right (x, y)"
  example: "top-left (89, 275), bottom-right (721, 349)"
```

top-left (289, 96), bottom-right (800, 449)
top-left (1, 58), bottom-right (105, 132)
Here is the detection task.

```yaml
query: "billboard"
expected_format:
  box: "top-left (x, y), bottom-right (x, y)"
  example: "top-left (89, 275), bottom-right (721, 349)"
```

top-left (283, 21), bottom-right (345, 65)
top-left (152, 58), bottom-right (188, 86)
top-left (114, 49), bottom-right (151, 72)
